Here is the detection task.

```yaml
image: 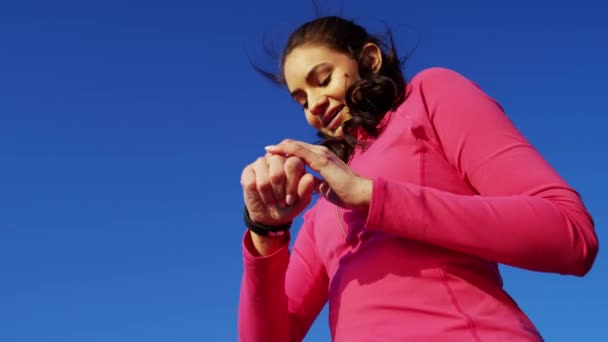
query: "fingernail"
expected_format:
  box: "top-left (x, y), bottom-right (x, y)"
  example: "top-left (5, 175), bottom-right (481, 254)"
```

top-left (264, 145), bottom-right (277, 150)
top-left (286, 194), bottom-right (294, 206)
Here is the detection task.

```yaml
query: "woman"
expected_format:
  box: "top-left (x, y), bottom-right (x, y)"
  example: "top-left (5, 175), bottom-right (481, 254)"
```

top-left (238, 16), bottom-right (598, 341)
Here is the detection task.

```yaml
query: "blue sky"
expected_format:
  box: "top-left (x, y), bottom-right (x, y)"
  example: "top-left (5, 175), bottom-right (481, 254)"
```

top-left (0, 0), bottom-right (606, 341)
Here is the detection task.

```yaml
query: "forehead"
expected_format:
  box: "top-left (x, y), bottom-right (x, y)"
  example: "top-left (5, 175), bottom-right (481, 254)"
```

top-left (283, 44), bottom-right (351, 89)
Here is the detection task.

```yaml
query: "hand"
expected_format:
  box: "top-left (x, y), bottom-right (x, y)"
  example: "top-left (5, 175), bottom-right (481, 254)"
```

top-left (241, 153), bottom-right (315, 226)
top-left (265, 139), bottom-right (372, 212)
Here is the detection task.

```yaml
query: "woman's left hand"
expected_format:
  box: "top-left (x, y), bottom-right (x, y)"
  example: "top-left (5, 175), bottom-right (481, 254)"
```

top-left (265, 139), bottom-right (372, 212)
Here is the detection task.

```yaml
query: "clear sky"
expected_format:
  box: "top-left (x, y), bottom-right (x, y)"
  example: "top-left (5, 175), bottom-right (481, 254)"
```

top-left (0, 0), bottom-right (606, 341)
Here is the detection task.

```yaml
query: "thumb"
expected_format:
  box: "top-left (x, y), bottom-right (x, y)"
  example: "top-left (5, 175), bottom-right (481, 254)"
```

top-left (311, 176), bottom-right (325, 195)
top-left (312, 177), bottom-right (333, 199)
top-left (296, 173), bottom-right (316, 207)
top-left (310, 176), bottom-right (342, 207)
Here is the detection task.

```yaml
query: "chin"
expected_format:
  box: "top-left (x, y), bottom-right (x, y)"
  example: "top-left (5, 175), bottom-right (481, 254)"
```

top-left (334, 126), bottom-right (345, 138)
top-left (319, 120), bottom-right (350, 140)
top-left (327, 126), bottom-right (346, 140)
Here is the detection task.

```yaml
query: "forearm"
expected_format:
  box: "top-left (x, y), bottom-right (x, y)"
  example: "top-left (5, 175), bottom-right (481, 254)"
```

top-left (239, 232), bottom-right (292, 341)
top-left (365, 177), bottom-right (597, 275)
top-left (238, 208), bottom-right (328, 342)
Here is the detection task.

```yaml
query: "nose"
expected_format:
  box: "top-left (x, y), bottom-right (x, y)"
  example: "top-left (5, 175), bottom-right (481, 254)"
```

top-left (308, 94), bottom-right (329, 116)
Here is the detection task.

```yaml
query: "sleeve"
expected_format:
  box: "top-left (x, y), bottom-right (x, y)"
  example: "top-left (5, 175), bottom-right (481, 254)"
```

top-left (364, 67), bottom-right (598, 276)
top-left (238, 207), bottom-right (329, 342)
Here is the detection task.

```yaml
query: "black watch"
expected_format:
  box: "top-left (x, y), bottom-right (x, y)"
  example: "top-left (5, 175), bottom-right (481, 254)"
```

top-left (244, 207), bottom-right (292, 237)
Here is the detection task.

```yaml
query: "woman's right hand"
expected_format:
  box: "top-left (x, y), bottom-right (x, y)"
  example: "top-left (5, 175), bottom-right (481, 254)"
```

top-left (241, 153), bottom-right (315, 226)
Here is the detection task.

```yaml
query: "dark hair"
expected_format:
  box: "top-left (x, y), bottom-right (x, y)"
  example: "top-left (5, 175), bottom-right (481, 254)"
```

top-left (255, 16), bottom-right (408, 162)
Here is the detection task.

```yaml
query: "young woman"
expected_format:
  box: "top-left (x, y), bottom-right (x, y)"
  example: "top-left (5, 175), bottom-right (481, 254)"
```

top-left (238, 16), bottom-right (598, 341)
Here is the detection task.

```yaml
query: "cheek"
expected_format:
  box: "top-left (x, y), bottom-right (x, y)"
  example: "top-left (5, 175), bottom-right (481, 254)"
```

top-left (336, 71), bottom-right (360, 97)
top-left (345, 71), bottom-right (361, 86)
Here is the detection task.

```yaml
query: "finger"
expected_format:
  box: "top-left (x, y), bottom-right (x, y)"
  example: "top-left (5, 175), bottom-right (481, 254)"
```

top-left (315, 178), bottom-right (340, 206)
top-left (296, 173), bottom-right (315, 207)
top-left (284, 156), bottom-right (305, 206)
top-left (266, 154), bottom-right (287, 207)
top-left (241, 164), bottom-right (262, 202)
top-left (311, 176), bottom-right (326, 195)
top-left (252, 157), bottom-right (276, 206)
top-left (265, 139), bottom-right (331, 173)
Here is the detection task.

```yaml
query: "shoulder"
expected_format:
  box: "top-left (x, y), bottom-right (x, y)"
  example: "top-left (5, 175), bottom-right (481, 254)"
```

top-left (401, 67), bottom-right (495, 111)
top-left (407, 67), bottom-right (480, 93)
top-left (392, 67), bottom-right (475, 115)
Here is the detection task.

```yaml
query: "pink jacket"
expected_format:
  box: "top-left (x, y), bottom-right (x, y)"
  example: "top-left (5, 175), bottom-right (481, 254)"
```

top-left (238, 67), bottom-right (598, 341)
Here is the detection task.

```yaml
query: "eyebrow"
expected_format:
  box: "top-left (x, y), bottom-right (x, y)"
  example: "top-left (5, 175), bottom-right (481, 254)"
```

top-left (289, 62), bottom-right (330, 98)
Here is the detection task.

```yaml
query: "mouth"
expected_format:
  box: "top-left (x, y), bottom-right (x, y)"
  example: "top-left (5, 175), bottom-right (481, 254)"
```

top-left (323, 105), bottom-right (345, 130)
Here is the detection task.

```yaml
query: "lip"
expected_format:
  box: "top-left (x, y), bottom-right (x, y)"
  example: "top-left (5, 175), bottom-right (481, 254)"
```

top-left (322, 105), bottom-right (345, 129)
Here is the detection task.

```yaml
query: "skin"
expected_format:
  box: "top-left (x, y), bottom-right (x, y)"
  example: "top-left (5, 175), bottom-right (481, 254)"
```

top-left (241, 43), bottom-right (382, 256)
top-left (285, 43), bottom-right (360, 138)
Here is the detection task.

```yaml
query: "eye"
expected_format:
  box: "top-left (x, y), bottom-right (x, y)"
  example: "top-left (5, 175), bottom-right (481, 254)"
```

top-left (319, 74), bottom-right (332, 87)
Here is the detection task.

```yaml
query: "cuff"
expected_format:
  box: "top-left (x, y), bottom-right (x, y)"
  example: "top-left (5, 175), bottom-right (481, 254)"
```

top-left (242, 230), bottom-right (290, 272)
top-left (364, 177), bottom-right (388, 231)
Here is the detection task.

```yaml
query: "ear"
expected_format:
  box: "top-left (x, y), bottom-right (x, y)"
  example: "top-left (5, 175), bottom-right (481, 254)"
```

top-left (360, 43), bottom-right (383, 73)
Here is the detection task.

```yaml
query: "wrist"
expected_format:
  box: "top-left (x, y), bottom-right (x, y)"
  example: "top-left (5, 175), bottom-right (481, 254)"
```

top-left (244, 207), bottom-right (292, 237)
top-left (248, 230), bottom-right (289, 257)
top-left (352, 177), bottom-right (373, 212)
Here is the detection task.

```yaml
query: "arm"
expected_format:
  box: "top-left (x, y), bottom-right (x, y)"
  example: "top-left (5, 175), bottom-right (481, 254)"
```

top-left (364, 67), bottom-right (598, 276)
top-left (238, 207), bottom-right (329, 342)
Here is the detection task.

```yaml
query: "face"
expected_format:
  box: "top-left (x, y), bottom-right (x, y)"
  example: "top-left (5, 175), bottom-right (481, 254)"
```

top-left (283, 44), bottom-right (361, 139)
